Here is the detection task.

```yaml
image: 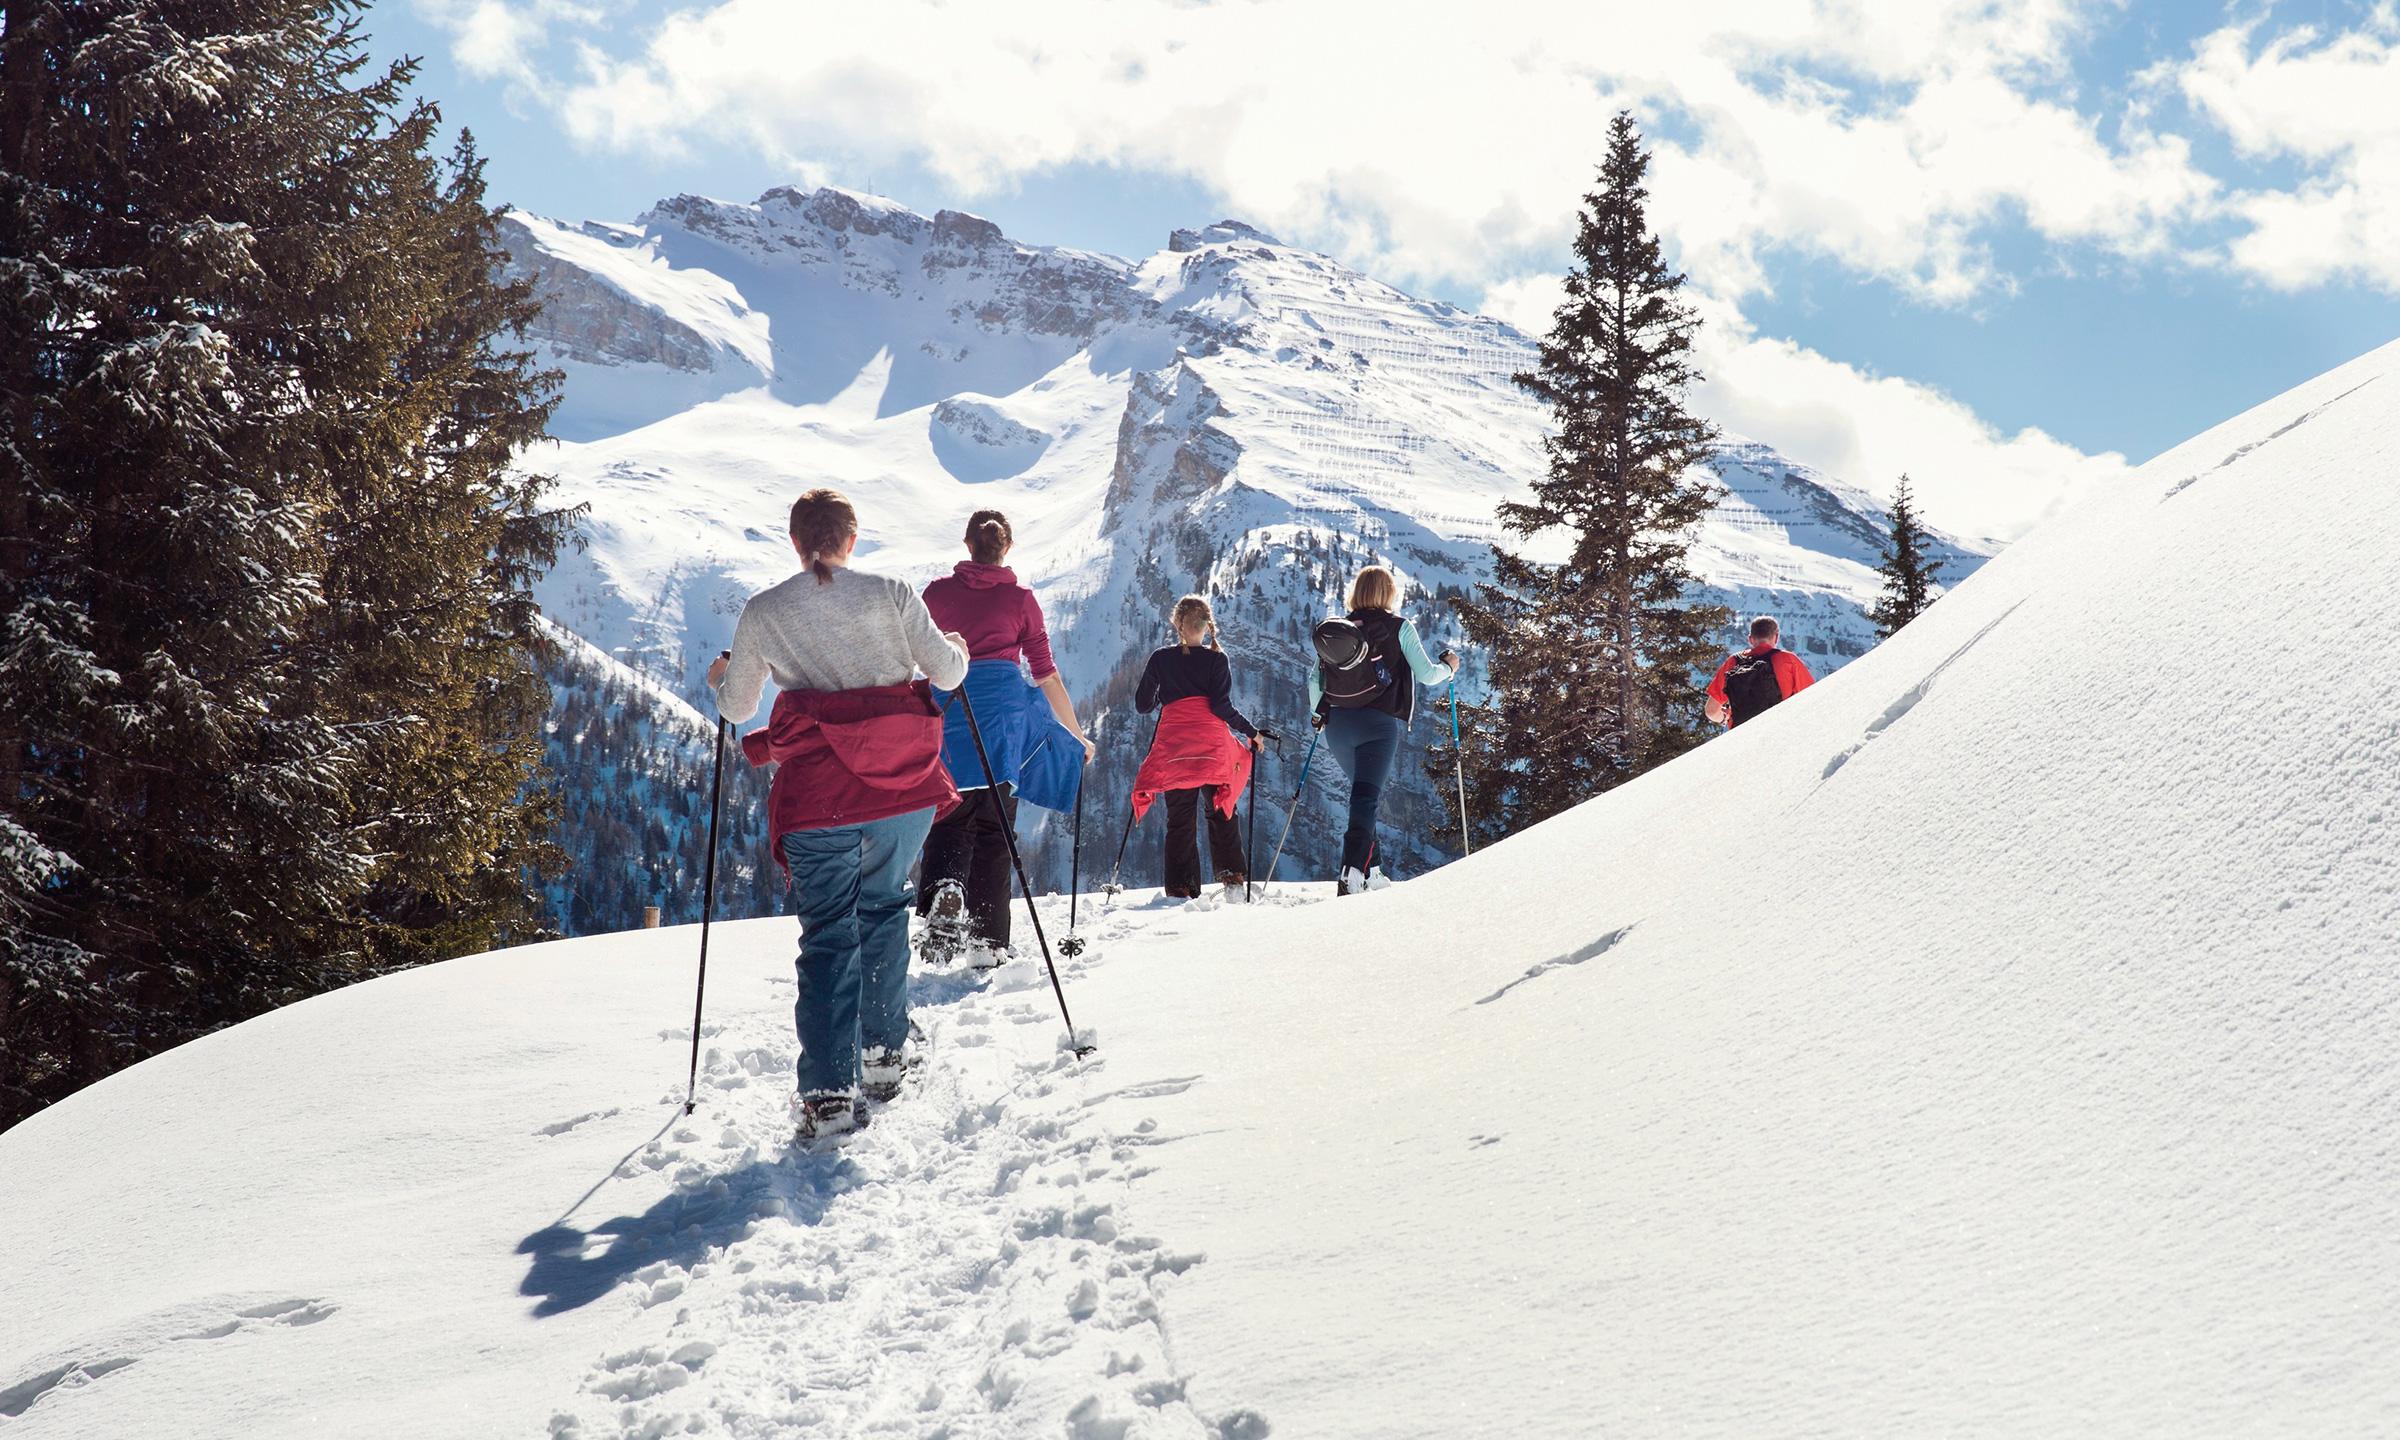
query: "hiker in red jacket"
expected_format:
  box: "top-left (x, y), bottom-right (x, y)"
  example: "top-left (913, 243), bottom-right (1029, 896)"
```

top-left (708, 489), bottom-right (970, 1140)
top-left (1705, 616), bottom-right (1816, 729)
top-left (1131, 595), bottom-right (1262, 901)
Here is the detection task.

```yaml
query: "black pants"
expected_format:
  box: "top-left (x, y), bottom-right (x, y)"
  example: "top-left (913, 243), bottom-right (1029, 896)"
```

top-left (916, 787), bottom-right (1018, 947)
top-left (1162, 787), bottom-right (1245, 897)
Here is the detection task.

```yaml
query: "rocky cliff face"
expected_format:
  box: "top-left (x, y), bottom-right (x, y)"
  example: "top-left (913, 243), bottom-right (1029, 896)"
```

top-left (500, 228), bottom-right (724, 372)
top-left (504, 187), bottom-right (1992, 931)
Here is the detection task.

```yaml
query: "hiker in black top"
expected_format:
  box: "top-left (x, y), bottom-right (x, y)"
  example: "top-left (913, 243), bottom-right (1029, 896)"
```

top-left (1308, 566), bottom-right (1457, 894)
top-left (1135, 595), bottom-right (1264, 899)
top-left (1135, 634), bottom-right (1259, 740)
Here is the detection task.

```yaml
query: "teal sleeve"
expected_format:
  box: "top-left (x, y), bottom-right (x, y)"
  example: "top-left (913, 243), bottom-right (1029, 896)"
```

top-left (1398, 619), bottom-right (1455, 686)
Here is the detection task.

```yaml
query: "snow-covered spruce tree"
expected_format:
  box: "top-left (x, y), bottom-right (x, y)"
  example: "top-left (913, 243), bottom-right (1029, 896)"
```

top-left (1868, 474), bottom-right (1942, 639)
top-left (297, 131), bottom-right (575, 971)
top-left (0, 2), bottom-right (568, 1124)
top-left (1440, 113), bottom-right (1729, 843)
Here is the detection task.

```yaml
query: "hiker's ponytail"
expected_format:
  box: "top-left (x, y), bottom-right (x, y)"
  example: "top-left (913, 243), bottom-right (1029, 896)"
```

top-left (965, 509), bottom-right (1012, 565)
top-left (791, 488), bottom-right (859, 586)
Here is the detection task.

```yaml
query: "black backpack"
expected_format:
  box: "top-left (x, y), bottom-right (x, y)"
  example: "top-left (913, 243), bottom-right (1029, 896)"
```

top-left (1722, 649), bottom-right (1785, 727)
top-left (1313, 617), bottom-right (1395, 710)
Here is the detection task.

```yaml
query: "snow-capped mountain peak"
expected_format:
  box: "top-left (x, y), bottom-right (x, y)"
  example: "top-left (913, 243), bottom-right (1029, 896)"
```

top-left (498, 186), bottom-right (1987, 928)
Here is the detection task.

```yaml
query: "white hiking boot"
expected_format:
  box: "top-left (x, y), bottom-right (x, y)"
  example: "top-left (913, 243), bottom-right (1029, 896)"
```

top-left (860, 1045), bottom-right (917, 1104)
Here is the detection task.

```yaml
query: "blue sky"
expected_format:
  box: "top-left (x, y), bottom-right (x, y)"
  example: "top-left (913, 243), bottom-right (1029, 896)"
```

top-left (364, 0), bottom-right (2400, 535)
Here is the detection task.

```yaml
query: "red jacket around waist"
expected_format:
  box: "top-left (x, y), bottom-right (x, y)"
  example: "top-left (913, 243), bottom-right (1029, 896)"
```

top-left (741, 681), bottom-right (960, 872)
top-left (1131, 696), bottom-right (1253, 821)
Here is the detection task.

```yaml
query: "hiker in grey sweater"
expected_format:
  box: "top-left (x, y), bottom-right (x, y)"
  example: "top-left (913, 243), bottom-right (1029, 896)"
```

top-left (707, 489), bottom-right (968, 1140)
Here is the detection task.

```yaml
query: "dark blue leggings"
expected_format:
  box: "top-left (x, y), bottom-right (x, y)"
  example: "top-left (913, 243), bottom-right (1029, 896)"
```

top-left (1323, 708), bottom-right (1401, 873)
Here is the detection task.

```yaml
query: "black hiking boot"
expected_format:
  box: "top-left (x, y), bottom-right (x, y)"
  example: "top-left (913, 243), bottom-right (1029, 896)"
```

top-left (918, 880), bottom-right (970, 966)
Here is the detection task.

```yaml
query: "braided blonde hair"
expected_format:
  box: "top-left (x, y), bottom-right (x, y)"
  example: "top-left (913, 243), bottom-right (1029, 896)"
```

top-left (1171, 594), bottom-right (1218, 653)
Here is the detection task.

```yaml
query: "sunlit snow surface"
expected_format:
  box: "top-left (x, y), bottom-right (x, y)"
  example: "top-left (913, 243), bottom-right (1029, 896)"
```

top-left (5, 342), bottom-right (2399, 1435)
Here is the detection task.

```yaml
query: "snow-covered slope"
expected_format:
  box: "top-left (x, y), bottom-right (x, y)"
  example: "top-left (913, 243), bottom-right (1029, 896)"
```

top-left (509, 188), bottom-right (1987, 918)
top-left (6, 339), bottom-right (2396, 1435)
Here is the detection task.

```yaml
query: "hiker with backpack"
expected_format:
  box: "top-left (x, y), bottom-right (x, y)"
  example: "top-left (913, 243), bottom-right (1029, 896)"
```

top-left (708, 489), bottom-right (970, 1140)
top-left (1131, 595), bottom-right (1263, 901)
top-left (916, 510), bottom-right (1092, 961)
top-left (1704, 615), bottom-right (1817, 728)
top-left (1310, 566), bottom-right (1458, 895)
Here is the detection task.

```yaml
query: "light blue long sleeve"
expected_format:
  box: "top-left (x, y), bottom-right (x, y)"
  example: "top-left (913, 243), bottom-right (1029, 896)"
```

top-left (1308, 617), bottom-right (1454, 712)
top-left (1396, 619), bottom-right (1456, 687)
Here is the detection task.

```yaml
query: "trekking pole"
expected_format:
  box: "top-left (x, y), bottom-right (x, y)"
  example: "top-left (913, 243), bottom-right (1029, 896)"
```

top-left (1060, 778), bottom-right (1086, 958)
top-left (954, 684), bottom-right (1094, 1057)
top-left (1245, 740), bottom-right (1261, 903)
top-left (683, 713), bottom-right (730, 1115)
top-left (1261, 725), bottom-right (1322, 888)
top-left (1448, 679), bottom-right (1471, 857)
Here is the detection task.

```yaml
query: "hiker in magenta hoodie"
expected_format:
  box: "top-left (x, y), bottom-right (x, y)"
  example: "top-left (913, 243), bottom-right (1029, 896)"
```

top-left (918, 510), bottom-right (1093, 954)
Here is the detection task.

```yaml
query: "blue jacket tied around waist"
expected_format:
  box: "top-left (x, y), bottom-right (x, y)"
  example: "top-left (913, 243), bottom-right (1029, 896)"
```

top-left (935, 659), bottom-right (1084, 814)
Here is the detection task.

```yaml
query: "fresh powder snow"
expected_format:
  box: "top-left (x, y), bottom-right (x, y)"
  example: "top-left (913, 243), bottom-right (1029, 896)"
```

top-left (3, 341), bottom-right (2397, 1436)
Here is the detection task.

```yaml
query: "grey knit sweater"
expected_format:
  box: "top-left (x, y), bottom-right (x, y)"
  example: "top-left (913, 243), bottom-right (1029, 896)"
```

top-left (710, 565), bottom-right (969, 725)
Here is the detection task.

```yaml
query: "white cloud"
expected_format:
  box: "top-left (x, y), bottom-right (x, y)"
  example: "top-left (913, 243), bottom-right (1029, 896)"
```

top-left (1484, 273), bottom-right (2123, 543)
top-left (408, 0), bottom-right (2400, 539)
top-left (413, 0), bottom-right (606, 86)
top-left (479, 0), bottom-right (2220, 309)
top-left (2175, 9), bottom-right (2400, 291)
top-left (1691, 305), bottom-right (2125, 545)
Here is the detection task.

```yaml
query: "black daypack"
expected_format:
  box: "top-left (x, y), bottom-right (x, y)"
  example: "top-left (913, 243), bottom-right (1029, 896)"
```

top-left (1313, 617), bottom-right (1395, 710)
top-left (1722, 648), bottom-right (1785, 727)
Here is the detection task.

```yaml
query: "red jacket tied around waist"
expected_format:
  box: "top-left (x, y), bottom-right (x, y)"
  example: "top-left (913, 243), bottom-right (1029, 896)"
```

top-left (1130, 696), bottom-right (1253, 822)
top-left (741, 681), bottom-right (960, 877)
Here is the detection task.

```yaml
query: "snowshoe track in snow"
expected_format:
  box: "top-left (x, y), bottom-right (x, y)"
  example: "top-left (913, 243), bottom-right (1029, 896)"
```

top-left (534, 895), bottom-right (1254, 1439)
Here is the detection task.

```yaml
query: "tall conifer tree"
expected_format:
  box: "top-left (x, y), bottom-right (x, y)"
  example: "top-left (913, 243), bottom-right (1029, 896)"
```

top-left (0, 0), bottom-right (570, 1124)
top-left (1868, 474), bottom-right (1941, 638)
top-left (1442, 113), bottom-right (1729, 842)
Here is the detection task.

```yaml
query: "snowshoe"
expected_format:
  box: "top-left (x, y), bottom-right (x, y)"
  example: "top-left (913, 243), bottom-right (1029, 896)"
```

top-left (860, 1043), bottom-right (920, 1105)
top-left (794, 1091), bottom-right (865, 1142)
top-left (1337, 866), bottom-right (1390, 896)
top-left (1218, 871), bottom-right (1252, 904)
top-left (917, 880), bottom-right (971, 966)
